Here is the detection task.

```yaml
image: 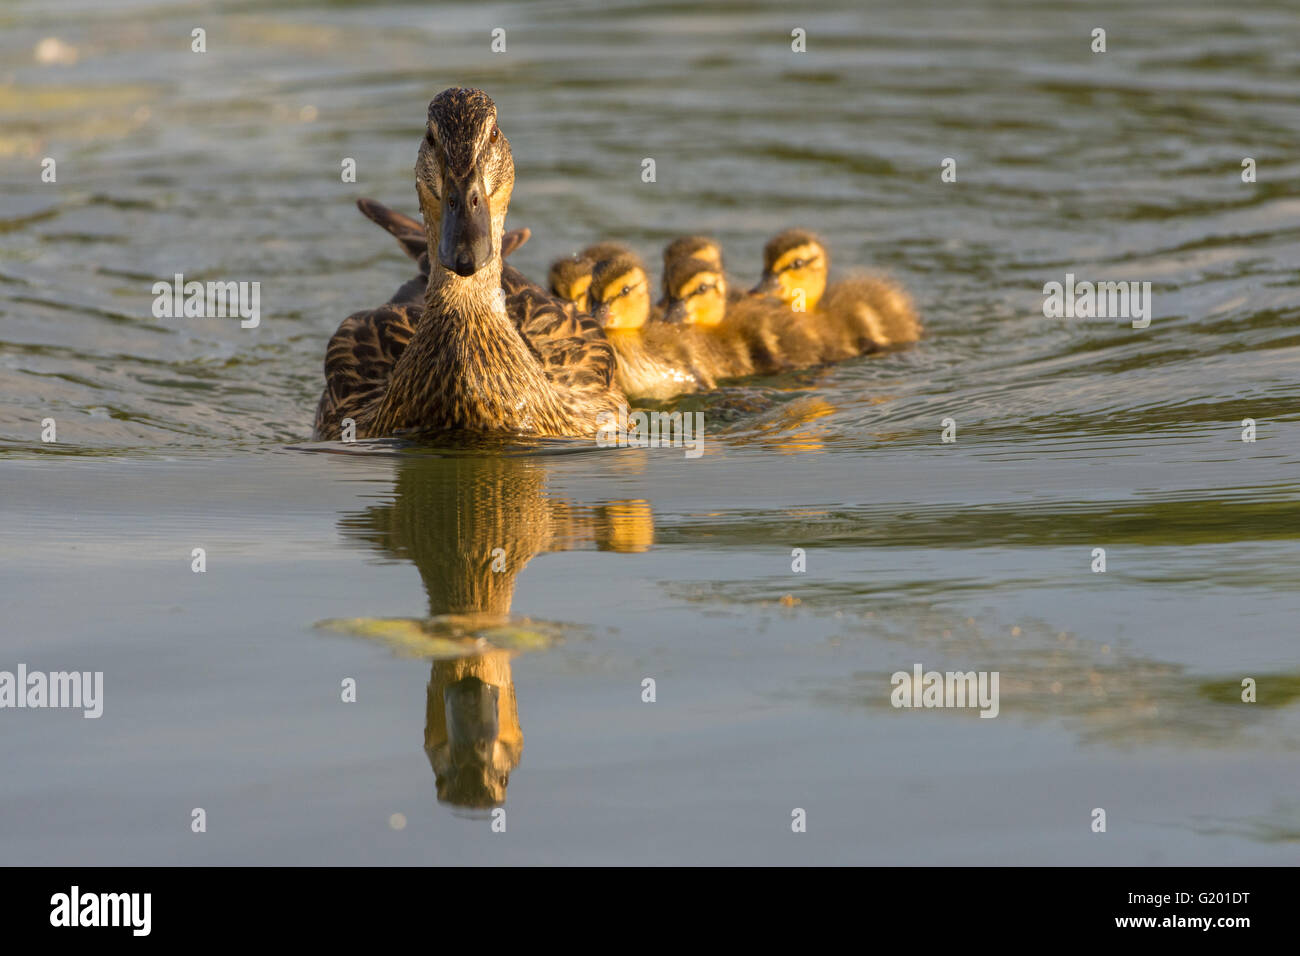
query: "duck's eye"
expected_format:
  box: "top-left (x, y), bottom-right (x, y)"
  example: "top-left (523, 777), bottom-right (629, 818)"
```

top-left (490, 126), bottom-right (500, 143)
top-left (621, 285), bottom-right (630, 296)
top-left (471, 195), bottom-right (479, 208)
top-left (791, 258), bottom-right (806, 269)
top-left (448, 195), bottom-right (456, 209)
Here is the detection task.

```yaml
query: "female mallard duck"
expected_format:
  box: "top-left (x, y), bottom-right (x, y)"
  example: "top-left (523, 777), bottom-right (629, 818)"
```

top-left (313, 88), bottom-right (624, 441)
top-left (586, 253), bottom-right (705, 399)
top-left (751, 228), bottom-right (922, 356)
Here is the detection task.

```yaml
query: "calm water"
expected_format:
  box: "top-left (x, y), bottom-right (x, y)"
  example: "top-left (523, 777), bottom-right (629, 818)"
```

top-left (2, 0), bottom-right (1298, 864)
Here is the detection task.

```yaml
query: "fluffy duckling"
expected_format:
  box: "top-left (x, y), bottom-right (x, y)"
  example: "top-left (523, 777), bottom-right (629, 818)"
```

top-left (820, 276), bottom-right (922, 348)
top-left (548, 256), bottom-right (595, 314)
top-left (664, 235), bottom-right (721, 268)
top-left (582, 241), bottom-right (641, 268)
top-left (547, 243), bottom-right (643, 316)
top-left (661, 256), bottom-right (778, 380)
top-left (660, 235), bottom-right (751, 307)
top-left (661, 235), bottom-right (722, 296)
top-left (752, 228), bottom-right (921, 356)
top-left (752, 229), bottom-right (829, 311)
top-left (587, 253), bottom-right (705, 399)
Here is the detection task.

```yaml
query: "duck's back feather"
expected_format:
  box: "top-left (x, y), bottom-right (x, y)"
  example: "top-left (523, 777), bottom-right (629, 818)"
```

top-left (314, 302), bottom-right (421, 439)
top-left (507, 286), bottom-right (617, 394)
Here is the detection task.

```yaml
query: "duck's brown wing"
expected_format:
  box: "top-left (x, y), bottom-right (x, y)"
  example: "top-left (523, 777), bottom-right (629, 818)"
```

top-left (501, 227), bottom-right (531, 259)
top-left (313, 302), bottom-right (421, 439)
top-left (507, 286), bottom-right (618, 394)
top-left (388, 272), bottom-right (429, 305)
top-left (502, 262), bottom-right (543, 300)
top-left (356, 198), bottom-right (427, 262)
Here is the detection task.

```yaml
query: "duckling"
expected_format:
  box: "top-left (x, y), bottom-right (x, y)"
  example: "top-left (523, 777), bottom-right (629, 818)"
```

top-left (819, 275), bottom-right (922, 348)
top-left (314, 88), bottom-right (624, 441)
top-left (664, 235), bottom-right (721, 269)
top-left (587, 253), bottom-right (705, 399)
top-left (659, 235), bottom-right (744, 305)
top-left (547, 255), bottom-right (595, 314)
top-left (662, 255), bottom-right (781, 380)
top-left (581, 241), bottom-right (641, 269)
top-left (356, 197), bottom-right (531, 304)
top-left (751, 229), bottom-right (828, 312)
top-left (752, 228), bottom-right (921, 356)
top-left (547, 243), bottom-right (644, 317)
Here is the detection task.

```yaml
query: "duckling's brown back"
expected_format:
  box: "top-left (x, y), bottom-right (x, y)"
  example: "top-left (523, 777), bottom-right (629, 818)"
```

top-left (679, 321), bottom-right (754, 383)
top-left (608, 325), bottom-right (707, 399)
top-left (721, 295), bottom-right (841, 372)
top-left (821, 275), bottom-right (922, 349)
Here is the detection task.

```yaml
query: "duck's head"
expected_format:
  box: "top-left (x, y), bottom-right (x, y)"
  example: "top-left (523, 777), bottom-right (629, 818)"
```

top-left (662, 235), bottom-right (723, 300)
top-left (589, 254), bottom-right (652, 330)
top-left (416, 87), bottom-right (514, 278)
top-left (752, 228), bottom-right (828, 311)
top-left (664, 256), bottom-right (729, 327)
top-left (582, 241), bottom-right (639, 267)
top-left (428, 673), bottom-right (514, 809)
top-left (548, 256), bottom-right (595, 313)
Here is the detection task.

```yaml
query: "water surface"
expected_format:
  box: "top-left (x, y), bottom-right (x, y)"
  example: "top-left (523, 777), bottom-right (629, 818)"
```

top-left (1, 0), bottom-right (1298, 864)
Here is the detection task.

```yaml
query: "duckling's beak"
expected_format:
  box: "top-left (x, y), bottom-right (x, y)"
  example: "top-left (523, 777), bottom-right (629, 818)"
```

top-left (591, 302), bottom-right (612, 327)
top-left (437, 173), bottom-right (493, 277)
top-left (444, 676), bottom-right (500, 768)
top-left (751, 271), bottom-right (780, 296)
top-left (664, 299), bottom-right (689, 324)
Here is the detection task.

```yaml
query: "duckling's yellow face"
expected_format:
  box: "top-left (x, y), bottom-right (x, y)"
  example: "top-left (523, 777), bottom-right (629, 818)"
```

top-left (593, 267), bottom-right (651, 330)
top-left (561, 274), bottom-right (593, 314)
top-left (764, 242), bottom-right (827, 311)
top-left (672, 269), bottom-right (728, 327)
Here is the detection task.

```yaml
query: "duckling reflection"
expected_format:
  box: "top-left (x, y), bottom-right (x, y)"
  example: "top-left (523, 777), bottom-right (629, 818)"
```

top-left (331, 452), bottom-right (654, 810)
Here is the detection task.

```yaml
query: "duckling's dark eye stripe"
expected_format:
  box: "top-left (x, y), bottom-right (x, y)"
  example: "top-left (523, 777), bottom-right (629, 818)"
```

top-left (779, 256), bottom-right (821, 274)
top-left (611, 279), bottom-right (646, 301)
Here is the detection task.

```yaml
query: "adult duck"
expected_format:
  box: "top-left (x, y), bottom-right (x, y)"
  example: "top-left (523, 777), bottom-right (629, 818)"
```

top-left (313, 88), bottom-right (625, 441)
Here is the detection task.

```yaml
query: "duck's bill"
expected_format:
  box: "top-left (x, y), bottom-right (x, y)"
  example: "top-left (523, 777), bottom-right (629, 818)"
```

top-left (437, 174), bottom-right (493, 277)
top-left (664, 300), bottom-right (689, 324)
top-left (444, 676), bottom-right (501, 765)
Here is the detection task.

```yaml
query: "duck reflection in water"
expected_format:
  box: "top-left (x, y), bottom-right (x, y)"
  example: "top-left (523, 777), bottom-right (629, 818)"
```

top-left (328, 450), bottom-right (653, 810)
